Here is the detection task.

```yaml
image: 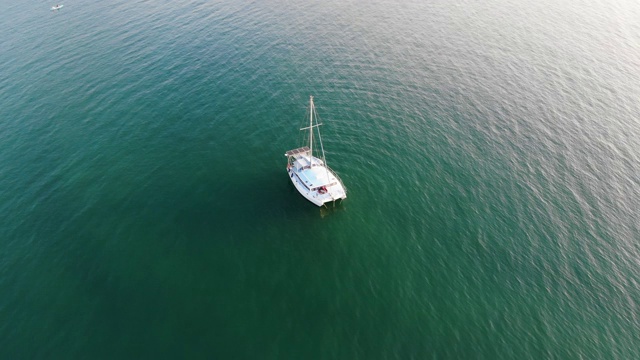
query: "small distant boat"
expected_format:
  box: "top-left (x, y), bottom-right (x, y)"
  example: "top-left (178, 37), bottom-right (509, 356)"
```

top-left (51, 4), bottom-right (63, 11)
top-left (285, 96), bottom-right (347, 207)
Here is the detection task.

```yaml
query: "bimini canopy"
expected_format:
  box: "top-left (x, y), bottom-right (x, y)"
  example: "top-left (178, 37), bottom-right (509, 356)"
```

top-left (284, 146), bottom-right (310, 157)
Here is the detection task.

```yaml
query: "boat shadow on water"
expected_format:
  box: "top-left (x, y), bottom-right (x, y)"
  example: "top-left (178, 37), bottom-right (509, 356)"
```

top-left (318, 201), bottom-right (347, 218)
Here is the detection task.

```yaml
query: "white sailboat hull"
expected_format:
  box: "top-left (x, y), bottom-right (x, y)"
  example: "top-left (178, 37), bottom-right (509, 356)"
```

top-left (284, 96), bottom-right (346, 207)
top-left (287, 164), bottom-right (346, 207)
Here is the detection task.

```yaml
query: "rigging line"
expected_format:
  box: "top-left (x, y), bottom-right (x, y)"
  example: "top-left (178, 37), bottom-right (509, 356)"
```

top-left (314, 103), bottom-right (331, 183)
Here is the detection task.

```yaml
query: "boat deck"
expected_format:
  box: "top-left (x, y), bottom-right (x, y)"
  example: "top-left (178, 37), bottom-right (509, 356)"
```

top-left (288, 161), bottom-right (346, 206)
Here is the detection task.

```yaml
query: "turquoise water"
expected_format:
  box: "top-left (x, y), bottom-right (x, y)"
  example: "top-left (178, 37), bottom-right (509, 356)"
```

top-left (2, 0), bottom-right (639, 358)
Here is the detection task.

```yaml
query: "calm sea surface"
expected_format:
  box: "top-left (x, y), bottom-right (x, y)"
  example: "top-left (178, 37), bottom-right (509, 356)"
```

top-left (1, 0), bottom-right (639, 358)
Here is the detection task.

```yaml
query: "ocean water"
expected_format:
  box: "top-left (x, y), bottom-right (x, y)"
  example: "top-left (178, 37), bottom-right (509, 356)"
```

top-left (1, 0), bottom-right (639, 358)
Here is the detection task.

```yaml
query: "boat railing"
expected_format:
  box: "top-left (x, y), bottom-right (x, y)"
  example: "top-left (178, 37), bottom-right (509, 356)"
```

top-left (330, 168), bottom-right (347, 194)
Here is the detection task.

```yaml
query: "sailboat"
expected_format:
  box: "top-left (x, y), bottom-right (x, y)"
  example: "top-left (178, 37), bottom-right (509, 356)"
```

top-left (285, 96), bottom-right (347, 207)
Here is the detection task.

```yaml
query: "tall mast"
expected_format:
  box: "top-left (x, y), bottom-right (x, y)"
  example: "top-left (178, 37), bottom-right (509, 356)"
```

top-left (309, 96), bottom-right (314, 165)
